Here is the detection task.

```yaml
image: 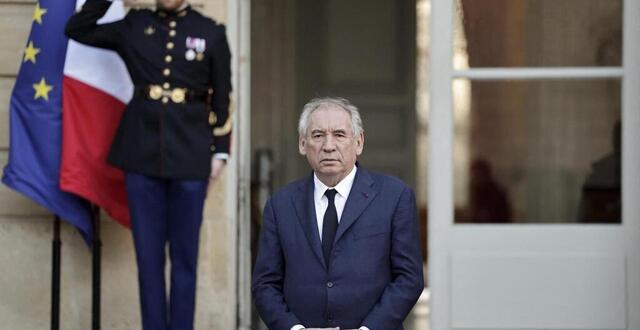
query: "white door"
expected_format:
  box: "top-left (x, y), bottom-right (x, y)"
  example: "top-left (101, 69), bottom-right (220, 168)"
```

top-left (428, 0), bottom-right (640, 329)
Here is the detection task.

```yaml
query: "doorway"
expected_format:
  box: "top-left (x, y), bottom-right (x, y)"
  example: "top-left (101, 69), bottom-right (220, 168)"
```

top-left (249, 0), bottom-right (427, 329)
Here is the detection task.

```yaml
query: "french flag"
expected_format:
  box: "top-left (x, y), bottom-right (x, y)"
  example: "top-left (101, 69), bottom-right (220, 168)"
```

top-left (61, 0), bottom-right (132, 227)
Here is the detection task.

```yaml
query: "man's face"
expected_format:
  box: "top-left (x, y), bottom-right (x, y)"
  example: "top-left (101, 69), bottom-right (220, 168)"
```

top-left (299, 105), bottom-right (364, 184)
top-left (156, 0), bottom-right (186, 11)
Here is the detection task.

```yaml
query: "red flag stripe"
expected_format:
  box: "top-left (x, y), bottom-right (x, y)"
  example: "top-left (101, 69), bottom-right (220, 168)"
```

top-left (61, 76), bottom-right (130, 227)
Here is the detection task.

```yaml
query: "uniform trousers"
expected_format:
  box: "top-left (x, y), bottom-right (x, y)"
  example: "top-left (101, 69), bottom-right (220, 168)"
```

top-left (124, 172), bottom-right (208, 330)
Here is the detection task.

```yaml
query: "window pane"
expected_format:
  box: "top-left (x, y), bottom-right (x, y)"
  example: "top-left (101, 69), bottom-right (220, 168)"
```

top-left (453, 79), bottom-right (621, 223)
top-left (453, 0), bottom-right (622, 68)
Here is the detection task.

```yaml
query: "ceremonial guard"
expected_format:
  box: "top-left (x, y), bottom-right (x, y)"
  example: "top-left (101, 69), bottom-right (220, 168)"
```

top-left (66, 0), bottom-right (232, 328)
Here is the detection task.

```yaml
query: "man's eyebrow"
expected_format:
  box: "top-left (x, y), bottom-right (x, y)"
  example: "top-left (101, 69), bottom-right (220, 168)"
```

top-left (310, 128), bottom-right (326, 134)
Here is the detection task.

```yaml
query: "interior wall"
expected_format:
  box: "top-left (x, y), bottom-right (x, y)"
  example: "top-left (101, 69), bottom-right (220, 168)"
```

top-left (458, 0), bottom-right (622, 222)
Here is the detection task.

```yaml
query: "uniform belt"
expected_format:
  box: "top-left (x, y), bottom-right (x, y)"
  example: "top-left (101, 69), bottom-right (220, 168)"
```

top-left (135, 85), bottom-right (210, 104)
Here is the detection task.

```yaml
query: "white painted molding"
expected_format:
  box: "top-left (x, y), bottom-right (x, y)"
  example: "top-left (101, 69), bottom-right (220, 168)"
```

top-left (453, 67), bottom-right (624, 80)
top-left (227, 0), bottom-right (252, 329)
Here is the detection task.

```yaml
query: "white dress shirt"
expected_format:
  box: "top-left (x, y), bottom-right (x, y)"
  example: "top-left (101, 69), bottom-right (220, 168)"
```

top-left (314, 165), bottom-right (357, 239)
top-left (291, 166), bottom-right (369, 330)
top-left (291, 326), bottom-right (369, 330)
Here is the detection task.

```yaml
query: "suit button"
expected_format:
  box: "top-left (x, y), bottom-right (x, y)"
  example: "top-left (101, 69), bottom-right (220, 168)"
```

top-left (169, 21), bottom-right (176, 28)
top-left (166, 42), bottom-right (174, 50)
top-left (163, 82), bottom-right (170, 89)
top-left (162, 96), bottom-right (169, 104)
top-left (326, 282), bottom-right (333, 288)
top-left (163, 68), bottom-right (171, 77)
top-left (169, 30), bottom-right (176, 37)
top-left (165, 55), bottom-right (173, 63)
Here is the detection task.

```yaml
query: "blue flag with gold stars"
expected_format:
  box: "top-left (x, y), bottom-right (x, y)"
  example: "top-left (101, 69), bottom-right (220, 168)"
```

top-left (2, 0), bottom-right (92, 239)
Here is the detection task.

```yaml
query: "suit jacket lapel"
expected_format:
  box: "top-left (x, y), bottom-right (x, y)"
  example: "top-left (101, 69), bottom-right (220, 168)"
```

top-left (334, 168), bottom-right (377, 244)
top-left (292, 174), bottom-right (326, 269)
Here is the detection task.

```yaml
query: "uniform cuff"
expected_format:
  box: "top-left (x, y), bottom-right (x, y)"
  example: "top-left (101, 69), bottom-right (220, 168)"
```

top-left (290, 325), bottom-right (305, 330)
top-left (213, 153), bottom-right (229, 160)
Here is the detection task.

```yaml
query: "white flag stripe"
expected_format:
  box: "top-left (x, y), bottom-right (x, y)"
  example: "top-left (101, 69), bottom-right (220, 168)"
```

top-left (64, 0), bottom-right (133, 104)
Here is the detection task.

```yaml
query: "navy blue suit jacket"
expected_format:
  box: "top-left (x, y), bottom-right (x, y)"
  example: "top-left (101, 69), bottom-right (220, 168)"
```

top-left (252, 167), bottom-right (424, 330)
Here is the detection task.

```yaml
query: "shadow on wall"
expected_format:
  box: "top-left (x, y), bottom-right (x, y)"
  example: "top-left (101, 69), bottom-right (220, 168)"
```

top-left (577, 120), bottom-right (621, 223)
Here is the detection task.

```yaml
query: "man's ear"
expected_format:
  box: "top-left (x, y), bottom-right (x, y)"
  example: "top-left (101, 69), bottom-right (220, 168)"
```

top-left (299, 136), bottom-right (307, 156)
top-left (355, 131), bottom-right (364, 156)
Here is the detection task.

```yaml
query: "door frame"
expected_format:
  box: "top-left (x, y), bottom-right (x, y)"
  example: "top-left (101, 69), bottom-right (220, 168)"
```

top-left (226, 0), bottom-right (252, 329)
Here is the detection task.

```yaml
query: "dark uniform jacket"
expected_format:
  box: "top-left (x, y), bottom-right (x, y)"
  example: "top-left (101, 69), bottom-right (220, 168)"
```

top-left (65, 0), bottom-right (232, 179)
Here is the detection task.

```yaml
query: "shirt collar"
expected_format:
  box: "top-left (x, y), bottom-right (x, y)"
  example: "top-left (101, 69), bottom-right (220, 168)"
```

top-left (313, 165), bottom-right (358, 201)
top-left (156, 4), bottom-right (191, 18)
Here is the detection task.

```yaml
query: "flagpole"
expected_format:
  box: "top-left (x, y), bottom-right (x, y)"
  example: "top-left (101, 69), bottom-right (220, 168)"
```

top-left (91, 205), bottom-right (101, 330)
top-left (51, 215), bottom-right (61, 330)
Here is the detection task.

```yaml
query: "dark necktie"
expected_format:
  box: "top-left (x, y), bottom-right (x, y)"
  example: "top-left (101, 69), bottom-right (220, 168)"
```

top-left (322, 189), bottom-right (338, 265)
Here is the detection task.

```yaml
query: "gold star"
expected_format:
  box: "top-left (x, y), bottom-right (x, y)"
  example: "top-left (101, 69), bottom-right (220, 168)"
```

top-left (33, 2), bottom-right (47, 24)
top-left (33, 77), bottom-right (53, 101)
top-left (23, 41), bottom-right (40, 64)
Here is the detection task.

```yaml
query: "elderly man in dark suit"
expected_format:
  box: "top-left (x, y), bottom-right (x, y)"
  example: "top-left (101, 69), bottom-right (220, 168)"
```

top-left (252, 97), bottom-right (424, 330)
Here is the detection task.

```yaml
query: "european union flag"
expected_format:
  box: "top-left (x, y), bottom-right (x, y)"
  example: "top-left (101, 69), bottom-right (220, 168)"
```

top-left (2, 0), bottom-right (92, 239)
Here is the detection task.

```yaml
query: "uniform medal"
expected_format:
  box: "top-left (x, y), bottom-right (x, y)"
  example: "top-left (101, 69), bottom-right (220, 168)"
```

top-left (186, 36), bottom-right (206, 61)
top-left (185, 49), bottom-right (196, 61)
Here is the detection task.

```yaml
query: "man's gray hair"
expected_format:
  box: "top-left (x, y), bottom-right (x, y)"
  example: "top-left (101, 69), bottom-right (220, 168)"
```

top-left (298, 97), bottom-right (364, 137)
